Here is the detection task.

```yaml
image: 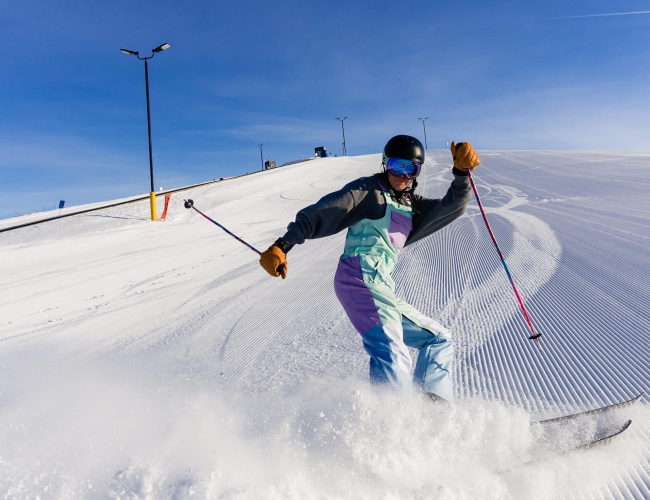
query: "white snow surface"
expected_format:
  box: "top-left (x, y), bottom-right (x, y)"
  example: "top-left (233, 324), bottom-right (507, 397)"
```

top-left (1, 151), bottom-right (650, 499)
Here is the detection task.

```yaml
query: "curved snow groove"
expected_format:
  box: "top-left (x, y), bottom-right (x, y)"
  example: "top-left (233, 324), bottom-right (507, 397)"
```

top-left (397, 184), bottom-right (561, 358)
top-left (533, 208), bottom-right (650, 317)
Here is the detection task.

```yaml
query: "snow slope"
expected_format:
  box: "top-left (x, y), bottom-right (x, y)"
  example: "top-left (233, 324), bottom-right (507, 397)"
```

top-left (1, 151), bottom-right (649, 499)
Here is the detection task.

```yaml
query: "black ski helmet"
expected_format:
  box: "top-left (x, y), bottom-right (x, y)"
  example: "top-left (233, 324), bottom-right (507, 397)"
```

top-left (382, 135), bottom-right (425, 165)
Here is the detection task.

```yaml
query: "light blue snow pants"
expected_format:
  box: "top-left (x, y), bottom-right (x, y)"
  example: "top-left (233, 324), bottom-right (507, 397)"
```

top-left (361, 317), bottom-right (454, 400)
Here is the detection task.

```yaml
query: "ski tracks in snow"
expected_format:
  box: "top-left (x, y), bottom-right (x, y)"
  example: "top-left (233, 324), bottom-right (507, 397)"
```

top-left (442, 184), bottom-right (561, 355)
top-left (397, 152), bottom-right (562, 378)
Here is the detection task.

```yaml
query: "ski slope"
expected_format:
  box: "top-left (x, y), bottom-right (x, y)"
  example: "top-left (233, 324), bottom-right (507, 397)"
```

top-left (1, 151), bottom-right (649, 499)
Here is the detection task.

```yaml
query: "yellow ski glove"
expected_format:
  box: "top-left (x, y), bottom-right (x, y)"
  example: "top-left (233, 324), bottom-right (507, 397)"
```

top-left (450, 142), bottom-right (481, 172)
top-left (260, 245), bottom-right (288, 279)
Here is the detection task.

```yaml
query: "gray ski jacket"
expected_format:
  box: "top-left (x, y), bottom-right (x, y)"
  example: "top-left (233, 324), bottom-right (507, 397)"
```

top-left (281, 170), bottom-right (472, 250)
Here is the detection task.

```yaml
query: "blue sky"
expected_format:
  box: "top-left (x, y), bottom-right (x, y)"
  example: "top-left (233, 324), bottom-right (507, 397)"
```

top-left (2, 0), bottom-right (650, 217)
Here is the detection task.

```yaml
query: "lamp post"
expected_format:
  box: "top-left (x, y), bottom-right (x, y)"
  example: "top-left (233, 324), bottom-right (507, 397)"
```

top-left (336, 116), bottom-right (348, 156)
top-left (259, 143), bottom-right (264, 170)
top-left (120, 42), bottom-right (170, 221)
top-left (418, 117), bottom-right (429, 150)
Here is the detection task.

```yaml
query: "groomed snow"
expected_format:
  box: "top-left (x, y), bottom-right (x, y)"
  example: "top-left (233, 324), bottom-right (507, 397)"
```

top-left (1, 151), bottom-right (649, 499)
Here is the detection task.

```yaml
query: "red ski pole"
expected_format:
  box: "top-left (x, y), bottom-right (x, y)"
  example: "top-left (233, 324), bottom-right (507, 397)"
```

top-left (184, 199), bottom-right (261, 255)
top-left (467, 171), bottom-right (543, 352)
top-left (183, 199), bottom-right (287, 276)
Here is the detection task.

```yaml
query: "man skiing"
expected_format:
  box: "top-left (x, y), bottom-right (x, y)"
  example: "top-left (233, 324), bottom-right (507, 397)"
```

top-left (259, 136), bottom-right (480, 402)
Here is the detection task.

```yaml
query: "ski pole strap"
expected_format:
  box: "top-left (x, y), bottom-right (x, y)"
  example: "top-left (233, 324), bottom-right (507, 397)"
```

top-left (186, 201), bottom-right (262, 255)
top-left (467, 171), bottom-right (543, 351)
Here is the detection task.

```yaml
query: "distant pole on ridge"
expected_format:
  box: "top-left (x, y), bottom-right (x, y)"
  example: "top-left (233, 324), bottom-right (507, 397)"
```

top-left (259, 143), bottom-right (264, 170)
top-left (120, 42), bottom-right (171, 221)
top-left (336, 117), bottom-right (348, 156)
top-left (418, 117), bottom-right (429, 150)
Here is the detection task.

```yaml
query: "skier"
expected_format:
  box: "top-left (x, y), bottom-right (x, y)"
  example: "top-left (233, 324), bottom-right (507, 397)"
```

top-left (259, 136), bottom-right (480, 401)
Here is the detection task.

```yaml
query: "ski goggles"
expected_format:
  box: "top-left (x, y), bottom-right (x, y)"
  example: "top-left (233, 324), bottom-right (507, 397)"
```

top-left (384, 157), bottom-right (422, 179)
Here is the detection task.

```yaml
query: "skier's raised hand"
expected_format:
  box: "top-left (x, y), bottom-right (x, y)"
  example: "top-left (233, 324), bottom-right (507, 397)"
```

top-left (260, 242), bottom-right (288, 279)
top-left (450, 142), bottom-right (481, 172)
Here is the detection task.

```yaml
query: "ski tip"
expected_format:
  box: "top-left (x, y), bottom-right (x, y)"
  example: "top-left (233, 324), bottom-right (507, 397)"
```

top-left (619, 392), bottom-right (644, 407)
top-left (576, 419), bottom-right (632, 452)
top-left (184, 199), bottom-right (194, 209)
top-left (531, 393), bottom-right (643, 426)
top-left (508, 419), bottom-right (633, 471)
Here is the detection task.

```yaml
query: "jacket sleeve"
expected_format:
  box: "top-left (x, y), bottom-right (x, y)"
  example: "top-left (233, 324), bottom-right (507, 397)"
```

top-left (405, 172), bottom-right (472, 246)
top-left (281, 177), bottom-right (385, 247)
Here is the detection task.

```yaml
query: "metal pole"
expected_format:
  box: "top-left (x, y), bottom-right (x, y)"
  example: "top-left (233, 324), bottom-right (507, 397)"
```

top-left (418, 117), bottom-right (429, 150)
top-left (144, 59), bottom-right (157, 221)
top-left (259, 143), bottom-right (264, 170)
top-left (336, 117), bottom-right (347, 156)
top-left (422, 121), bottom-right (428, 150)
top-left (144, 59), bottom-right (154, 193)
top-left (122, 44), bottom-right (170, 221)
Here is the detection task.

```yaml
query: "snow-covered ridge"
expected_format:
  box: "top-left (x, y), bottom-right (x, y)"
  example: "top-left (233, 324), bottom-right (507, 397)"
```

top-left (0, 168), bottom-right (284, 233)
top-left (1, 151), bottom-right (649, 498)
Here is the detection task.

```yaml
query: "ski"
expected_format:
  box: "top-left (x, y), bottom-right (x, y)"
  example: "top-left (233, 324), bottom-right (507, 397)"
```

top-left (574, 419), bottom-right (632, 451)
top-left (531, 393), bottom-right (643, 425)
top-left (505, 419), bottom-right (633, 472)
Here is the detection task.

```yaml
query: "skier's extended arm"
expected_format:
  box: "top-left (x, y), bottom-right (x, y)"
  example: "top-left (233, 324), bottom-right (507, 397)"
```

top-left (282, 177), bottom-right (385, 246)
top-left (259, 176), bottom-right (385, 278)
top-left (406, 141), bottom-right (480, 246)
